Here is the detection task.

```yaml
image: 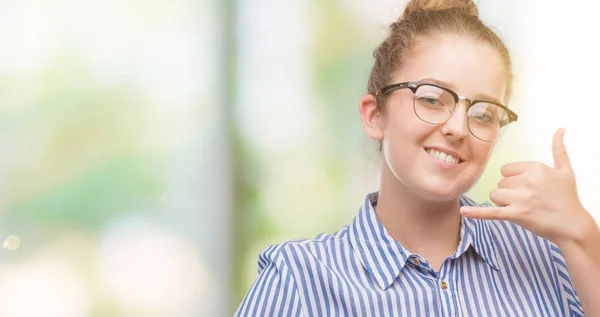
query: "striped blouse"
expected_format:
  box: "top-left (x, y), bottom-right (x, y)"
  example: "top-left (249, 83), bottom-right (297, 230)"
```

top-left (235, 192), bottom-right (584, 316)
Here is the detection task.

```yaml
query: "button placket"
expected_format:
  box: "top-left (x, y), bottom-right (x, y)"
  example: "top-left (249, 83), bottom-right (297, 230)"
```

top-left (437, 259), bottom-right (460, 317)
top-left (440, 280), bottom-right (448, 290)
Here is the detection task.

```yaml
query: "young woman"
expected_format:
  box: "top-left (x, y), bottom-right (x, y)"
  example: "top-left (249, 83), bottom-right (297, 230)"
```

top-left (235, 0), bottom-right (598, 315)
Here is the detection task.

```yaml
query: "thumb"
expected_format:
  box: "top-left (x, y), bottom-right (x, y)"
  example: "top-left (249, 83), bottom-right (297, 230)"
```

top-left (552, 128), bottom-right (571, 170)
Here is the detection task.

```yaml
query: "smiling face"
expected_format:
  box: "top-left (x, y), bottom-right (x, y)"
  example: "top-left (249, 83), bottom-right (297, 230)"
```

top-left (363, 33), bottom-right (508, 201)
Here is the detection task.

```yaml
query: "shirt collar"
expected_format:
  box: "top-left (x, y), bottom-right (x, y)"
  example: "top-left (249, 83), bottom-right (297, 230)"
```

top-left (456, 196), bottom-right (500, 271)
top-left (348, 192), bottom-right (499, 291)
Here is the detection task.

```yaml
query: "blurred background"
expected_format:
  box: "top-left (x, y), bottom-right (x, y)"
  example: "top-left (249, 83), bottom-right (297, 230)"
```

top-left (0, 0), bottom-right (598, 316)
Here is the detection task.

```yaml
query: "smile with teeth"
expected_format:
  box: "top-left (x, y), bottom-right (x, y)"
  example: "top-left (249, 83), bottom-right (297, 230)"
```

top-left (426, 149), bottom-right (462, 164)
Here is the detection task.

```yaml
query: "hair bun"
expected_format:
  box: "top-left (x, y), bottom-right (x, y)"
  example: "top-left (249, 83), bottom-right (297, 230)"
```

top-left (401, 0), bottom-right (479, 19)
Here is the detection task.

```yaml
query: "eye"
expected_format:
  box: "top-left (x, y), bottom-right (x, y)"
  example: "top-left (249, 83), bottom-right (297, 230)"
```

top-left (416, 93), bottom-right (447, 108)
top-left (414, 84), bottom-right (453, 109)
top-left (469, 105), bottom-right (500, 125)
top-left (473, 113), bottom-right (493, 123)
top-left (419, 96), bottom-right (442, 106)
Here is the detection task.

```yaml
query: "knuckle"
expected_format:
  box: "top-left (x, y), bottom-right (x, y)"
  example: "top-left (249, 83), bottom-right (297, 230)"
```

top-left (497, 178), bottom-right (507, 188)
top-left (526, 173), bottom-right (538, 184)
top-left (529, 166), bottom-right (547, 183)
top-left (515, 208), bottom-right (529, 216)
top-left (489, 188), bottom-right (500, 201)
top-left (512, 203), bottom-right (530, 215)
top-left (534, 162), bottom-right (547, 173)
top-left (523, 190), bottom-right (537, 203)
top-left (500, 165), bottom-right (509, 176)
top-left (490, 208), bottom-right (504, 217)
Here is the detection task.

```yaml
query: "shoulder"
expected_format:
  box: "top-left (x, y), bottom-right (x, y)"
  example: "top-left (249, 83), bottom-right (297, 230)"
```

top-left (476, 212), bottom-right (556, 257)
top-left (472, 208), bottom-right (583, 314)
top-left (468, 199), bottom-right (574, 294)
top-left (486, 218), bottom-right (557, 260)
top-left (256, 225), bottom-right (352, 273)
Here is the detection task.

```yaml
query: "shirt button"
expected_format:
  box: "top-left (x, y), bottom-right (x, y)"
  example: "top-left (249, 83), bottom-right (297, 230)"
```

top-left (413, 258), bottom-right (421, 265)
top-left (440, 281), bottom-right (449, 290)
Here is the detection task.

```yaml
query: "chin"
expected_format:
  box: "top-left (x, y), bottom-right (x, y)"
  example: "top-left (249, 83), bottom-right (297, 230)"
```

top-left (410, 179), bottom-right (468, 202)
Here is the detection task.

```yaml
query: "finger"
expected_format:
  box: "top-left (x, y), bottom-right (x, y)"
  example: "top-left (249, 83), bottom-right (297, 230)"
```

top-left (552, 128), bottom-right (572, 170)
top-left (460, 205), bottom-right (514, 221)
top-left (497, 175), bottom-right (528, 189)
top-left (501, 161), bottom-right (539, 177)
top-left (489, 188), bottom-right (522, 207)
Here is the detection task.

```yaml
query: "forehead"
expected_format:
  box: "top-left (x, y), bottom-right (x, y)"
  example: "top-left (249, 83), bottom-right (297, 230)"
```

top-left (396, 33), bottom-right (508, 103)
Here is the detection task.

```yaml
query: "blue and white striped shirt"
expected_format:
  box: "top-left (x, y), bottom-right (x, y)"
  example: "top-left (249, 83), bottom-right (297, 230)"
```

top-left (235, 192), bottom-right (584, 316)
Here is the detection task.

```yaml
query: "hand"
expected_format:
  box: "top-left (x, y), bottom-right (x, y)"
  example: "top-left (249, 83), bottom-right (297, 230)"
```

top-left (460, 128), bottom-right (596, 245)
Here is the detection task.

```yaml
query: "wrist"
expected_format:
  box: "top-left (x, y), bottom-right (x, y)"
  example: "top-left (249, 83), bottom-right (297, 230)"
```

top-left (557, 209), bottom-right (600, 250)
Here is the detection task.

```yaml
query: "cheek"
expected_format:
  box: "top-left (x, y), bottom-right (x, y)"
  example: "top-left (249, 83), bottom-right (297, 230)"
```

top-left (470, 141), bottom-right (494, 165)
top-left (383, 106), bottom-right (432, 139)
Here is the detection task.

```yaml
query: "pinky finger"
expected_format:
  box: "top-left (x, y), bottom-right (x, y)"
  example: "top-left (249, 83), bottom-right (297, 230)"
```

top-left (460, 206), bottom-right (514, 221)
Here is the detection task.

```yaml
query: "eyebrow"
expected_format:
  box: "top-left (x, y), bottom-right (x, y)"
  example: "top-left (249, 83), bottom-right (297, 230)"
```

top-left (419, 77), bottom-right (503, 105)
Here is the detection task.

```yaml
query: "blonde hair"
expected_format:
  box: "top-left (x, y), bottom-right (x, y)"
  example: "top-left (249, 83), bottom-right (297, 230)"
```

top-left (368, 0), bottom-right (512, 110)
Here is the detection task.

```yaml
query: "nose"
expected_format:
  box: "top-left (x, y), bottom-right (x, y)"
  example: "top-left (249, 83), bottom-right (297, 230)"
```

top-left (440, 100), bottom-right (469, 141)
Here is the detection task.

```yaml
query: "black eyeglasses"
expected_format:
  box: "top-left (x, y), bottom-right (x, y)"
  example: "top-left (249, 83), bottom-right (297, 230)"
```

top-left (375, 81), bottom-right (518, 142)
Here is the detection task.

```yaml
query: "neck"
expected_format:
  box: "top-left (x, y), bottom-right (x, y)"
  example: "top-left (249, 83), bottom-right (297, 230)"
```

top-left (375, 163), bottom-right (462, 269)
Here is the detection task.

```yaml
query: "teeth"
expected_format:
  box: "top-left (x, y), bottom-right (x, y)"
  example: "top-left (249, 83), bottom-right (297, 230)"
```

top-left (426, 149), bottom-right (460, 164)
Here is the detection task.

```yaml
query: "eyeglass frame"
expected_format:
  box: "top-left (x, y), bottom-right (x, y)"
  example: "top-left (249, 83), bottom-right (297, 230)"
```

top-left (374, 81), bottom-right (519, 142)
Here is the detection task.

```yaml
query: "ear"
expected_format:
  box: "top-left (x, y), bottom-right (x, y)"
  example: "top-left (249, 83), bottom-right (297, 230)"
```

top-left (358, 93), bottom-right (383, 140)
